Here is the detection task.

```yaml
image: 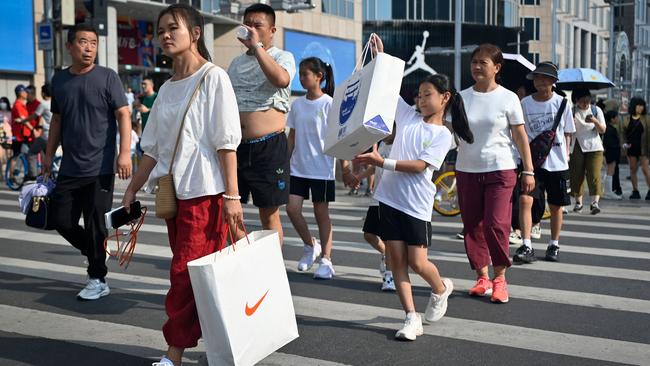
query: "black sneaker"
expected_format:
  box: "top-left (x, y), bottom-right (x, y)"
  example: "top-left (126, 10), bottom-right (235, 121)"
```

top-left (630, 190), bottom-right (641, 199)
top-left (645, 190), bottom-right (650, 200)
top-left (572, 203), bottom-right (583, 213)
top-left (545, 245), bottom-right (560, 262)
top-left (590, 201), bottom-right (601, 215)
top-left (513, 245), bottom-right (536, 264)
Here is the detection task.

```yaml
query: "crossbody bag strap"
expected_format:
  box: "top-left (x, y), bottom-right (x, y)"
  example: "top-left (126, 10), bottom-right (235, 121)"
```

top-left (168, 64), bottom-right (216, 175)
top-left (551, 98), bottom-right (568, 132)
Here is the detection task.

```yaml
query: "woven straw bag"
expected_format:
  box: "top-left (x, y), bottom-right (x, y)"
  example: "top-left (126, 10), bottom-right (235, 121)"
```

top-left (155, 65), bottom-right (215, 219)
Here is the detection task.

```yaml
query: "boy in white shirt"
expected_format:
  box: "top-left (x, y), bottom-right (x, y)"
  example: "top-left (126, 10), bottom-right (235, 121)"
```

top-left (515, 62), bottom-right (575, 263)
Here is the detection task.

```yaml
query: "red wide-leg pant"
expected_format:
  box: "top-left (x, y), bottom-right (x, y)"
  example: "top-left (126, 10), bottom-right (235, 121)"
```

top-left (163, 195), bottom-right (228, 348)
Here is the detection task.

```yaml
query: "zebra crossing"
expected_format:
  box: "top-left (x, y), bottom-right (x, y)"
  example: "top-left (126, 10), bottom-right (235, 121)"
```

top-left (0, 182), bottom-right (648, 365)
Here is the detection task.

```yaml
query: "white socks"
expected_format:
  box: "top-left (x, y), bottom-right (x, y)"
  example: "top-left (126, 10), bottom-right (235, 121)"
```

top-left (549, 239), bottom-right (559, 248)
top-left (522, 238), bottom-right (532, 249)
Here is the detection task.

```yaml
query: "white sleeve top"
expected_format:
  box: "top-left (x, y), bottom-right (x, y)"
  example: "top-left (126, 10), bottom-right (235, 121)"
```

top-left (373, 97), bottom-right (453, 222)
top-left (572, 105), bottom-right (605, 153)
top-left (287, 94), bottom-right (335, 180)
top-left (140, 63), bottom-right (242, 199)
top-left (456, 85), bottom-right (525, 173)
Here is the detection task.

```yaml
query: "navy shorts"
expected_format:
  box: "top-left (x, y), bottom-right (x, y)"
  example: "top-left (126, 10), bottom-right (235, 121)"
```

top-left (289, 176), bottom-right (335, 203)
top-left (237, 132), bottom-right (290, 208)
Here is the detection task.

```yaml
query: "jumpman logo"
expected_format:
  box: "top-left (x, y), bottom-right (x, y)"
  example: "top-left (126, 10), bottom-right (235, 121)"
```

top-left (404, 30), bottom-right (437, 77)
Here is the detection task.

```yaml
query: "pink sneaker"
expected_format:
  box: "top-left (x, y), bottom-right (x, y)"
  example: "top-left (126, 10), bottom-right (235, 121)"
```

top-left (490, 276), bottom-right (509, 303)
top-left (468, 276), bottom-right (493, 297)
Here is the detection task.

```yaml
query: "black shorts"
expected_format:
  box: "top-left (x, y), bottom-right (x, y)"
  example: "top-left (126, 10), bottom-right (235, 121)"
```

top-left (362, 205), bottom-right (381, 236)
top-left (627, 144), bottom-right (642, 158)
top-left (237, 132), bottom-right (290, 208)
top-left (604, 148), bottom-right (620, 164)
top-left (378, 202), bottom-right (432, 246)
top-left (524, 168), bottom-right (571, 207)
top-left (12, 141), bottom-right (25, 156)
top-left (290, 176), bottom-right (335, 202)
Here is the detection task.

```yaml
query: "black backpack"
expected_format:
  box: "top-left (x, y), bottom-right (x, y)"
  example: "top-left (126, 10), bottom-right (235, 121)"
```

top-left (529, 98), bottom-right (568, 169)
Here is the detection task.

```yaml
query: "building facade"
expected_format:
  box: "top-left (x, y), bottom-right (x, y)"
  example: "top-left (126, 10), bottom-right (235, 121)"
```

top-left (362, 0), bottom-right (528, 101)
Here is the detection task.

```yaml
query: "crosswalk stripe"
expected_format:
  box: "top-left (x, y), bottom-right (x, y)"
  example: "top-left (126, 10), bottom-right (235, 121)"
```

top-left (2, 231), bottom-right (649, 315)
top-left (0, 258), bottom-right (648, 366)
top-left (0, 304), bottom-right (349, 366)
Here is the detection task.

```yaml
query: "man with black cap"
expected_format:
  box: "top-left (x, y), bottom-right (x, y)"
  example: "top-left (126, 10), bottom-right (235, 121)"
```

top-left (514, 61), bottom-right (575, 264)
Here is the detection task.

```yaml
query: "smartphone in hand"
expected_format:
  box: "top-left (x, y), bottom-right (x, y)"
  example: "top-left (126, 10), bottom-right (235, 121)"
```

top-left (105, 201), bottom-right (142, 229)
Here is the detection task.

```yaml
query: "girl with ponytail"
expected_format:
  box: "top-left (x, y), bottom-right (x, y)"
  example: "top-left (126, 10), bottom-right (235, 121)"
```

top-left (354, 34), bottom-right (472, 341)
top-left (286, 57), bottom-right (338, 280)
top-left (125, 4), bottom-right (242, 365)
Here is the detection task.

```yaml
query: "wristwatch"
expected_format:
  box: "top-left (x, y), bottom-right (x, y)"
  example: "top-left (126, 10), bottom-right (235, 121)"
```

top-left (253, 42), bottom-right (264, 50)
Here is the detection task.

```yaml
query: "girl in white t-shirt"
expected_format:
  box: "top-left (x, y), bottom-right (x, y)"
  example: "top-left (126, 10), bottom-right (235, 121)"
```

top-left (286, 57), bottom-right (337, 280)
top-left (356, 33), bottom-right (475, 341)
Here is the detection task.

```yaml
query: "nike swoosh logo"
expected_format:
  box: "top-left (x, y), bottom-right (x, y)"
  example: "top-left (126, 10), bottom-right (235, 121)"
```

top-left (245, 289), bottom-right (269, 316)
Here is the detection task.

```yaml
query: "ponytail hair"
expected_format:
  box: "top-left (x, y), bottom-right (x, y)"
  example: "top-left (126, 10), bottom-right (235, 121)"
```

top-left (299, 57), bottom-right (335, 97)
top-left (157, 3), bottom-right (212, 62)
top-left (419, 74), bottom-right (474, 144)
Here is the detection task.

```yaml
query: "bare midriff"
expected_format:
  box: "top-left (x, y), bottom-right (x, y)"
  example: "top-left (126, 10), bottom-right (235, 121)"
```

top-left (240, 108), bottom-right (286, 140)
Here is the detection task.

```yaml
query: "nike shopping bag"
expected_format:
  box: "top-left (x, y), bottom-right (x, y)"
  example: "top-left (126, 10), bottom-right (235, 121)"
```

top-left (323, 38), bottom-right (405, 160)
top-left (187, 230), bottom-right (299, 366)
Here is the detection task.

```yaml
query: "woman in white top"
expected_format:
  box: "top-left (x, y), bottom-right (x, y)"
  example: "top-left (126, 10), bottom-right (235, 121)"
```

top-left (355, 35), bottom-right (474, 341)
top-left (569, 88), bottom-right (606, 214)
top-left (286, 57), bottom-right (337, 279)
top-left (121, 5), bottom-right (242, 366)
top-left (456, 44), bottom-right (535, 304)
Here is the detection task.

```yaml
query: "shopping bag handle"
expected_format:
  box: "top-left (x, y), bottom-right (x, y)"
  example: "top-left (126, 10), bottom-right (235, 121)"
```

top-left (224, 222), bottom-right (250, 254)
top-left (354, 33), bottom-right (377, 72)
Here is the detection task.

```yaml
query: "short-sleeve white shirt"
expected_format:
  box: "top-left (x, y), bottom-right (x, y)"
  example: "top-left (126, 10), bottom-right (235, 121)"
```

top-left (140, 63), bottom-right (241, 199)
top-left (373, 98), bottom-right (453, 222)
top-left (456, 85), bottom-right (525, 173)
top-left (572, 105), bottom-right (605, 153)
top-left (521, 93), bottom-right (575, 171)
top-left (287, 94), bottom-right (335, 180)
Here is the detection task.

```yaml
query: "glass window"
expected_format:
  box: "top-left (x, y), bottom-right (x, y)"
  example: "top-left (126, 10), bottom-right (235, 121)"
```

top-left (465, 0), bottom-right (486, 23)
top-left (522, 17), bottom-right (539, 41)
top-left (322, 0), bottom-right (355, 19)
top-left (521, 0), bottom-right (539, 5)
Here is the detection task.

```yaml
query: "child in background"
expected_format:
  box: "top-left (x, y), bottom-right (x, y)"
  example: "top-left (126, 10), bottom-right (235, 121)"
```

top-left (356, 32), bottom-right (474, 342)
top-left (602, 110), bottom-right (623, 199)
top-left (354, 130), bottom-right (396, 291)
top-left (286, 57), bottom-right (337, 279)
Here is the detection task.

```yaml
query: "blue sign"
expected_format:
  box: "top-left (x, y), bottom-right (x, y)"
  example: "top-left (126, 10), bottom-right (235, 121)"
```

top-left (284, 30), bottom-right (356, 93)
top-left (38, 22), bottom-right (53, 50)
top-left (0, 0), bottom-right (35, 73)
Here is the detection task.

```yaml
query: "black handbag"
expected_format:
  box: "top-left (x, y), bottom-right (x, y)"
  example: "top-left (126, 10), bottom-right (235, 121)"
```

top-left (529, 98), bottom-right (568, 169)
top-left (25, 195), bottom-right (55, 230)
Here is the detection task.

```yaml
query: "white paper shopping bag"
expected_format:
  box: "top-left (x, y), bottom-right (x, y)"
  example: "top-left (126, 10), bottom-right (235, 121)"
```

top-left (324, 42), bottom-right (405, 160)
top-left (188, 230), bottom-right (299, 366)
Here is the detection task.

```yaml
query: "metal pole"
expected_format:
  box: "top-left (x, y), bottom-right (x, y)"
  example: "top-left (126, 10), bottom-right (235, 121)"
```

top-left (608, 1), bottom-right (615, 99)
top-left (454, 0), bottom-right (462, 91)
top-left (44, 0), bottom-right (54, 82)
top-left (551, 0), bottom-right (557, 64)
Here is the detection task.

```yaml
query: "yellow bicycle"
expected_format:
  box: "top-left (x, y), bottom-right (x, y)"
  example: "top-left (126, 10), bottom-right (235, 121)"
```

top-left (433, 171), bottom-right (461, 216)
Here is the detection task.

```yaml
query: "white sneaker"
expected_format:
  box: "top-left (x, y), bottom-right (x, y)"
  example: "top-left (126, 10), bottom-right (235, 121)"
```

top-left (297, 238), bottom-right (321, 271)
top-left (530, 225), bottom-right (542, 239)
top-left (379, 255), bottom-right (386, 275)
top-left (395, 312), bottom-right (423, 341)
top-left (381, 271), bottom-right (396, 291)
top-left (424, 278), bottom-right (453, 322)
top-left (152, 357), bottom-right (175, 366)
top-left (313, 257), bottom-right (335, 279)
top-left (77, 278), bottom-right (110, 300)
top-left (508, 230), bottom-right (522, 245)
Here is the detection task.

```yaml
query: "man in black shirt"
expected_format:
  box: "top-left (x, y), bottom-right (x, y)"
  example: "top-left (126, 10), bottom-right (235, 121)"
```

top-left (44, 23), bottom-right (132, 301)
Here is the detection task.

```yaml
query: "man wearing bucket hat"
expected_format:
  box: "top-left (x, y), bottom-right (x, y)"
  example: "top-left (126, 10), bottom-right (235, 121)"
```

top-left (514, 61), bottom-right (575, 264)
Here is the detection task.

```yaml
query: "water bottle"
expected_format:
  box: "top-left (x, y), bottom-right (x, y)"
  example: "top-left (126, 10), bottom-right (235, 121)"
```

top-left (236, 26), bottom-right (250, 40)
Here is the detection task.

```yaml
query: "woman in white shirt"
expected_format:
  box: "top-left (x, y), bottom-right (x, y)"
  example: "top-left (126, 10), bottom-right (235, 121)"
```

top-left (121, 5), bottom-right (242, 366)
top-left (569, 88), bottom-right (606, 215)
top-left (456, 44), bottom-right (535, 305)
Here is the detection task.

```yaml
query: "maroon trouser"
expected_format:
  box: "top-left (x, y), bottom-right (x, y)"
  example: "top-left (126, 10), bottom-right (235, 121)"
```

top-left (163, 195), bottom-right (228, 348)
top-left (456, 170), bottom-right (517, 270)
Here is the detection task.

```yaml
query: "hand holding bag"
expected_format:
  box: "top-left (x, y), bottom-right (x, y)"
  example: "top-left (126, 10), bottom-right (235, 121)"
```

top-left (187, 230), bottom-right (299, 366)
top-left (155, 65), bottom-right (215, 219)
top-left (529, 98), bottom-right (568, 169)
